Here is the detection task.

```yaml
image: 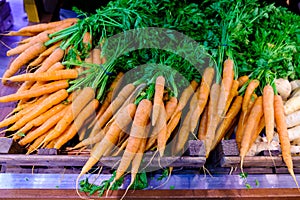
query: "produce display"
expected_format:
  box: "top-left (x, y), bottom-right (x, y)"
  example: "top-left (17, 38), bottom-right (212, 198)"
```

top-left (0, 0), bottom-right (300, 197)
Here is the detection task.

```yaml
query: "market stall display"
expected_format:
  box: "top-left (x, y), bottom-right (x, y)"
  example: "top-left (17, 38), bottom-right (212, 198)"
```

top-left (0, 0), bottom-right (299, 198)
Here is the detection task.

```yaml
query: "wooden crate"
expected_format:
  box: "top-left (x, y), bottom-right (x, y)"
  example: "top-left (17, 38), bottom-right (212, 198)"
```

top-left (0, 138), bottom-right (206, 174)
top-left (209, 139), bottom-right (300, 174)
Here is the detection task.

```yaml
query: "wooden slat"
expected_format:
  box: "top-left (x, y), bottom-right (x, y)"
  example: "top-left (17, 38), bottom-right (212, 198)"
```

top-left (0, 154), bottom-right (205, 168)
top-left (1, 188), bottom-right (300, 200)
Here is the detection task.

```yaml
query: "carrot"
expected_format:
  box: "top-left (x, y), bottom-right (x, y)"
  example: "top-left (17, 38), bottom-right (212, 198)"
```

top-left (82, 31), bottom-right (92, 50)
top-left (26, 133), bottom-right (48, 154)
top-left (152, 76), bottom-right (165, 126)
top-left (8, 89), bottom-right (69, 132)
top-left (211, 96), bottom-right (243, 150)
top-left (16, 62), bottom-right (65, 94)
top-left (0, 80), bottom-right (69, 103)
top-left (242, 79), bottom-right (260, 114)
top-left (163, 80), bottom-right (198, 145)
top-left (274, 95), bottom-right (299, 188)
top-left (173, 109), bottom-right (193, 155)
top-left (235, 93), bottom-right (257, 149)
top-left (217, 58), bottom-right (234, 119)
top-left (240, 96), bottom-right (263, 170)
top-left (115, 99), bottom-right (152, 181)
top-left (15, 87), bottom-right (79, 135)
top-left (17, 62), bottom-right (66, 105)
top-left (17, 18), bottom-right (78, 34)
top-left (237, 75), bottom-right (249, 88)
top-left (224, 79), bottom-right (239, 115)
top-left (0, 95), bottom-right (48, 129)
top-left (164, 111), bottom-right (182, 148)
top-left (72, 125), bottom-right (108, 150)
top-left (42, 87), bottom-right (95, 144)
top-left (204, 83), bottom-right (220, 158)
top-left (263, 84), bottom-right (275, 145)
top-left (2, 42), bottom-right (47, 84)
top-left (197, 105), bottom-right (208, 140)
top-left (7, 94), bottom-right (49, 117)
top-left (79, 103), bottom-right (137, 177)
top-left (165, 96), bottom-right (178, 121)
top-left (190, 67), bottom-right (215, 132)
top-left (156, 104), bottom-right (168, 156)
top-left (18, 105), bottom-right (69, 146)
top-left (3, 31), bottom-right (36, 37)
top-left (54, 99), bottom-right (99, 149)
top-left (145, 96), bottom-right (178, 151)
top-left (38, 47), bottom-right (65, 72)
top-left (89, 72), bottom-right (124, 130)
top-left (248, 116), bottom-right (265, 151)
top-left (5, 69), bottom-right (78, 82)
top-left (13, 103), bottom-right (68, 141)
top-left (173, 90), bottom-right (200, 155)
top-left (89, 83), bottom-right (135, 137)
top-left (28, 42), bottom-right (61, 67)
top-left (120, 137), bottom-right (147, 199)
top-left (92, 48), bottom-right (102, 65)
top-left (169, 80), bottom-right (198, 122)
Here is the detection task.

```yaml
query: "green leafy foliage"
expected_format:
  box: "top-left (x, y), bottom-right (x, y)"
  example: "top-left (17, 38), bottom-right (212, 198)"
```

top-left (79, 171), bottom-right (124, 196)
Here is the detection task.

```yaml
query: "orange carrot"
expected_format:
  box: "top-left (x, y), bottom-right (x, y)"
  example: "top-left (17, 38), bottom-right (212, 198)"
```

top-left (92, 48), bottom-right (101, 65)
top-left (197, 105), bottom-right (208, 140)
top-left (242, 79), bottom-right (260, 114)
top-left (18, 105), bottom-right (69, 146)
top-left (26, 133), bottom-right (48, 154)
top-left (13, 103), bottom-right (68, 140)
top-left (115, 99), bottom-right (152, 181)
top-left (6, 31), bottom-right (51, 57)
top-left (8, 89), bottom-right (69, 132)
top-left (173, 91), bottom-right (199, 155)
top-left (237, 75), bottom-right (249, 88)
top-left (156, 104), bottom-right (167, 156)
top-left (224, 79), bottom-right (239, 115)
top-left (263, 84), bottom-right (275, 145)
top-left (89, 72), bottom-right (124, 129)
top-left (82, 31), bottom-right (92, 50)
top-left (274, 95), bottom-right (299, 188)
top-left (204, 83), bottom-right (220, 158)
top-left (42, 87), bottom-right (95, 144)
top-left (89, 83), bottom-right (135, 137)
top-left (217, 58), bottom-right (234, 119)
top-left (16, 62), bottom-right (65, 94)
top-left (248, 116), bottom-right (265, 151)
top-left (28, 42), bottom-right (61, 67)
top-left (0, 95), bottom-right (48, 129)
top-left (0, 80), bottom-right (69, 103)
top-left (240, 96), bottom-right (263, 170)
top-left (165, 96), bottom-right (178, 121)
top-left (17, 18), bottom-right (78, 34)
top-left (171, 80), bottom-right (198, 118)
top-left (3, 31), bottom-right (36, 37)
top-left (54, 99), bottom-right (99, 149)
top-left (152, 76), bottom-right (165, 126)
top-left (190, 67), bottom-right (215, 132)
top-left (38, 47), bottom-right (65, 72)
top-left (211, 96), bottom-right (243, 150)
top-left (2, 42), bottom-right (47, 84)
top-left (121, 137), bottom-right (147, 199)
top-left (5, 69), bottom-right (78, 82)
top-left (79, 103), bottom-right (137, 177)
top-left (235, 93), bottom-right (257, 149)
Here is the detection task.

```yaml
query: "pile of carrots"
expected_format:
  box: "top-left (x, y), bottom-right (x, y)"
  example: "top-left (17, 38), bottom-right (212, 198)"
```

top-left (0, 16), bottom-right (299, 195)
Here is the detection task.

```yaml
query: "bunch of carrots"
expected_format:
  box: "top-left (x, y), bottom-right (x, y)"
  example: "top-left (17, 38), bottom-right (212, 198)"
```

top-left (0, 4), bottom-right (299, 197)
